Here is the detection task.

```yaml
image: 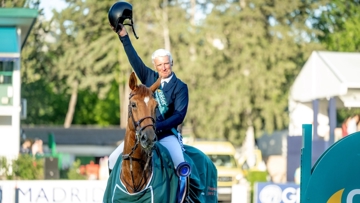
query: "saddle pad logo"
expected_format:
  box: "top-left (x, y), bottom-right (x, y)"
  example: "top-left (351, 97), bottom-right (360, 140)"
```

top-left (327, 189), bottom-right (360, 203)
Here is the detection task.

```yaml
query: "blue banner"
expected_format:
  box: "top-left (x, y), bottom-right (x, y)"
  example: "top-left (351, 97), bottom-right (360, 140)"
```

top-left (254, 182), bottom-right (299, 203)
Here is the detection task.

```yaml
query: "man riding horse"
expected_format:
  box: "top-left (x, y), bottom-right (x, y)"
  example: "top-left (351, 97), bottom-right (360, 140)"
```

top-left (108, 1), bottom-right (192, 202)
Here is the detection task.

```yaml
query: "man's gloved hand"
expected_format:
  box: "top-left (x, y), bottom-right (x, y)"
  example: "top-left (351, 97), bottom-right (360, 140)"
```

top-left (109, 23), bottom-right (128, 37)
top-left (155, 122), bottom-right (162, 135)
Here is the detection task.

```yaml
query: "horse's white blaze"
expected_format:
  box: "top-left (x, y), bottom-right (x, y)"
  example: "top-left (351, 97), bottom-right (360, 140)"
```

top-left (144, 96), bottom-right (150, 106)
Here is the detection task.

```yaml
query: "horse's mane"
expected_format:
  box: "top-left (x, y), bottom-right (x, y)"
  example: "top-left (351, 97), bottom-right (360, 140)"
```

top-left (133, 84), bottom-right (153, 97)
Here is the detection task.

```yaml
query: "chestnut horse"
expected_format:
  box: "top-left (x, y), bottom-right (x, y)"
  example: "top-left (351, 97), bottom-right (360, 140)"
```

top-left (103, 72), bottom-right (218, 203)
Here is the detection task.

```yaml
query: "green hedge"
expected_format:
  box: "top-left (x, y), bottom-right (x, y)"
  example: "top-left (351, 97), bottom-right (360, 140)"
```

top-left (0, 154), bottom-right (44, 180)
top-left (0, 155), bottom-right (86, 180)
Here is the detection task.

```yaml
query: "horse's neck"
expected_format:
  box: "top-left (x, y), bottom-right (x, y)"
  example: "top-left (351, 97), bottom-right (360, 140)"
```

top-left (121, 130), bottom-right (152, 193)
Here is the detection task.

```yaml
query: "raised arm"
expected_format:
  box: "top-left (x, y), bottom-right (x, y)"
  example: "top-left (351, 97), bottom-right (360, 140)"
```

top-left (111, 24), bottom-right (157, 85)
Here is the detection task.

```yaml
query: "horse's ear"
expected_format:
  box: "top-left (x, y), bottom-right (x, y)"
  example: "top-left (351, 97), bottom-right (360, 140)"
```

top-left (129, 72), bottom-right (138, 91)
top-left (149, 76), bottom-right (161, 93)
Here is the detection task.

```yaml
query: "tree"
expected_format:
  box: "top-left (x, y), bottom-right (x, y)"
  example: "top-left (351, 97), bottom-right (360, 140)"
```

top-left (313, 0), bottom-right (360, 51)
top-left (46, 0), bottom-right (128, 127)
top-left (176, 0), bottom-right (322, 145)
top-left (0, 0), bottom-right (27, 7)
top-left (16, 0), bottom-right (337, 147)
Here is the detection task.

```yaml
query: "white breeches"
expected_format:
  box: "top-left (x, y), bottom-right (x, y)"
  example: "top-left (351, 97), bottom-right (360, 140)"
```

top-left (108, 135), bottom-right (184, 170)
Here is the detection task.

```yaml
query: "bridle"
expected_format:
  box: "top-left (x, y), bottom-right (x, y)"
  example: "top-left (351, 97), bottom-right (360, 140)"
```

top-left (121, 92), bottom-right (156, 192)
top-left (127, 95), bottom-right (155, 138)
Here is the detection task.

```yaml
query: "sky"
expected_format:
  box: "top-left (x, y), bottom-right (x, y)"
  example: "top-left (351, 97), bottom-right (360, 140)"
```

top-left (39, 0), bottom-right (67, 20)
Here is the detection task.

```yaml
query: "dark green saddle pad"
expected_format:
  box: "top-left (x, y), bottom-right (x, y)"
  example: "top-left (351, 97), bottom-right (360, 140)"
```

top-left (102, 142), bottom-right (217, 203)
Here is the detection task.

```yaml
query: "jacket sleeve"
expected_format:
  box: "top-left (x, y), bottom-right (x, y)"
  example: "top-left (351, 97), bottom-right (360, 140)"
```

top-left (119, 35), bottom-right (157, 84)
top-left (156, 83), bottom-right (189, 132)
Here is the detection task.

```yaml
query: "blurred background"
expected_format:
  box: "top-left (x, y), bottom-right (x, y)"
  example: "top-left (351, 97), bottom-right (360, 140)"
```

top-left (0, 0), bottom-right (360, 202)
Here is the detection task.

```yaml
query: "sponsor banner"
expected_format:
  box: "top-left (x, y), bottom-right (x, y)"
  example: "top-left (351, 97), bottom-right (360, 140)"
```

top-left (0, 180), bottom-right (107, 203)
top-left (254, 182), bottom-right (300, 203)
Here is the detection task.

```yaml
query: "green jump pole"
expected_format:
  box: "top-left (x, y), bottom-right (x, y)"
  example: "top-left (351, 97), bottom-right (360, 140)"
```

top-left (300, 124), bottom-right (312, 203)
top-left (48, 133), bottom-right (57, 156)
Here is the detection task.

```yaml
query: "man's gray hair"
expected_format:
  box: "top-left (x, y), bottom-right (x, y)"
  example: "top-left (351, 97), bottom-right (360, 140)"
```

top-left (151, 49), bottom-right (173, 65)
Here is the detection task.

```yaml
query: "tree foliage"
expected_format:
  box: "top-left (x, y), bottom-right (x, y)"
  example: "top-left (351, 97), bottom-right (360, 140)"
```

top-left (174, 0), bottom-right (322, 144)
top-left (313, 0), bottom-right (360, 51)
top-left (19, 0), bottom-right (123, 126)
top-left (0, 0), bottom-right (28, 7)
top-left (17, 0), bottom-right (360, 145)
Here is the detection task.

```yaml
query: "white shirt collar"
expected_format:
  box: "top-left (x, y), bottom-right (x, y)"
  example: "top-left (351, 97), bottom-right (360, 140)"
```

top-left (161, 73), bottom-right (173, 85)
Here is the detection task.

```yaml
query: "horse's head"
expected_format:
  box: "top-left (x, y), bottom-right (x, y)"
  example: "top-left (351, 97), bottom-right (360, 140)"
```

top-left (127, 72), bottom-right (161, 152)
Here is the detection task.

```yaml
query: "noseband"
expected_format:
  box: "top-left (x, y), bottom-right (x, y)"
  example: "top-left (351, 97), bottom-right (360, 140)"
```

top-left (121, 92), bottom-right (156, 192)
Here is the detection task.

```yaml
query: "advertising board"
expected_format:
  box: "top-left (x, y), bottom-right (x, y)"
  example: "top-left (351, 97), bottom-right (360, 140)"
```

top-left (0, 180), bottom-right (107, 203)
top-left (254, 182), bottom-right (300, 203)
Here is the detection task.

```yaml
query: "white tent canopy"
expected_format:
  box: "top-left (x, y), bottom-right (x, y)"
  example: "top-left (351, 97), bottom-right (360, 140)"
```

top-left (289, 51), bottom-right (360, 137)
top-left (290, 51), bottom-right (360, 107)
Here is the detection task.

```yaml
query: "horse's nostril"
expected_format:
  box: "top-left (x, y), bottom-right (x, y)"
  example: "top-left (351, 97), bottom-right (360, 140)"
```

top-left (141, 134), bottom-right (147, 142)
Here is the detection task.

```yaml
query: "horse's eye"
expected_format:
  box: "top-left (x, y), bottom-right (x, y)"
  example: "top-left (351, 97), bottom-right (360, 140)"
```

top-left (131, 102), bottom-right (137, 108)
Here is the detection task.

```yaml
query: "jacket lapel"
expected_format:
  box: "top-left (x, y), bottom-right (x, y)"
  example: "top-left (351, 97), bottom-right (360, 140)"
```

top-left (162, 73), bottom-right (177, 92)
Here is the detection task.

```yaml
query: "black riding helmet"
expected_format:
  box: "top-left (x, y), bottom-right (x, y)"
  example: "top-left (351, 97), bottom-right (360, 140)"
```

top-left (108, 1), bottom-right (139, 39)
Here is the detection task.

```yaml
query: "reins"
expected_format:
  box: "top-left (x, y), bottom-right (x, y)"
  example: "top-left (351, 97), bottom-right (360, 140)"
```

top-left (121, 92), bottom-right (156, 192)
